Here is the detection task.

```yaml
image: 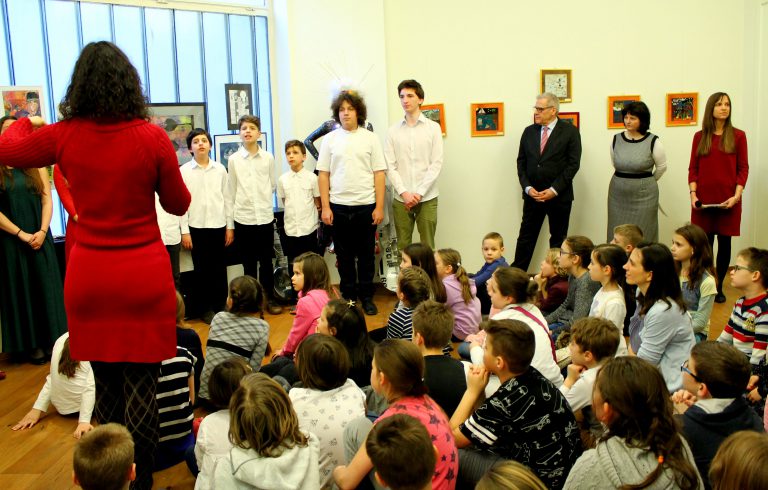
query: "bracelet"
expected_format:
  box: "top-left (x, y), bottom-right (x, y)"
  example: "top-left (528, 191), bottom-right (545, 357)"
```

top-left (15, 228), bottom-right (22, 236)
top-left (40, 229), bottom-right (47, 234)
top-left (689, 190), bottom-right (696, 194)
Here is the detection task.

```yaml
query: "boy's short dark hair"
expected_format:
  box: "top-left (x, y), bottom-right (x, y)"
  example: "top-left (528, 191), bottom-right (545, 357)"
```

top-left (73, 423), bottom-right (134, 490)
top-left (284, 139), bottom-right (306, 155)
top-left (692, 341), bottom-right (751, 398)
top-left (238, 114), bottom-right (261, 131)
top-left (570, 317), bottom-right (621, 361)
top-left (209, 357), bottom-right (252, 409)
top-left (483, 231), bottom-right (504, 247)
top-left (412, 300), bottom-right (454, 348)
top-left (613, 224), bottom-right (644, 247)
top-left (331, 90), bottom-right (367, 127)
top-left (397, 79), bottom-right (424, 100)
top-left (738, 247), bottom-right (768, 288)
top-left (186, 127), bottom-right (212, 151)
top-left (485, 319), bottom-right (535, 374)
top-left (295, 334), bottom-right (350, 391)
top-left (366, 414), bottom-right (435, 490)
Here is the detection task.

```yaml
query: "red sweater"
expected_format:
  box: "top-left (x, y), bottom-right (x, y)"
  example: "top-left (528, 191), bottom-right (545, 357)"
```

top-left (0, 117), bottom-right (190, 362)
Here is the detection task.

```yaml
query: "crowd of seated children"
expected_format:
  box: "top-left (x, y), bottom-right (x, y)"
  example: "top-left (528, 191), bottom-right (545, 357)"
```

top-left (399, 242), bottom-right (447, 302)
top-left (73, 423), bottom-right (136, 490)
top-left (671, 341), bottom-right (764, 488)
top-left (587, 244), bottom-right (630, 355)
top-left (289, 334), bottom-right (366, 489)
top-left (534, 247), bottom-right (569, 316)
top-left (412, 300), bottom-right (467, 417)
top-left (435, 248), bottom-right (481, 341)
top-left (673, 224), bottom-right (718, 343)
top-left (197, 275), bottom-right (270, 404)
top-left (469, 231), bottom-right (508, 315)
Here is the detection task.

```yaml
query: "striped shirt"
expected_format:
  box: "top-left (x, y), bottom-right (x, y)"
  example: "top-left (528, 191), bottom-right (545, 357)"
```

top-left (718, 293), bottom-right (768, 371)
top-left (157, 347), bottom-right (195, 442)
top-left (385, 306), bottom-right (414, 340)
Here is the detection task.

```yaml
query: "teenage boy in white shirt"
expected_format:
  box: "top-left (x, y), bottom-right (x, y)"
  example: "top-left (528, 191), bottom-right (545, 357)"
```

top-left (227, 115), bottom-right (282, 315)
top-left (385, 79), bottom-right (443, 252)
top-left (180, 128), bottom-right (233, 322)
top-left (317, 90), bottom-right (386, 315)
top-left (277, 140), bottom-right (321, 271)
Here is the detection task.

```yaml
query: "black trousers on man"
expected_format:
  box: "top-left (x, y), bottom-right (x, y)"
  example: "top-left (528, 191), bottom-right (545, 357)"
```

top-left (331, 203), bottom-right (376, 301)
top-left (512, 196), bottom-right (572, 272)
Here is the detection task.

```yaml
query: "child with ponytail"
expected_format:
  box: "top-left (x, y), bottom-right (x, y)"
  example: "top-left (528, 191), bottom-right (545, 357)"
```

top-left (436, 248), bottom-right (481, 341)
top-left (588, 244), bottom-right (630, 355)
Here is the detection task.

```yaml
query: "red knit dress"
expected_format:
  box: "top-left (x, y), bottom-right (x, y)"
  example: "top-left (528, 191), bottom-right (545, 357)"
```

top-left (53, 164), bottom-right (77, 262)
top-left (688, 129), bottom-right (748, 236)
top-left (0, 117), bottom-right (190, 363)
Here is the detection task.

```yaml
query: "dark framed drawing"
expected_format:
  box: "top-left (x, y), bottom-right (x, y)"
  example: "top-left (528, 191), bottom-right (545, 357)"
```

top-left (148, 103), bottom-right (207, 166)
top-left (607, 95), bottom-right (641, 129)
top-left (470, 102), bottom-right (504, 137)
top-left (540, 69), bottom-right (572, 103)
top-left (666, 92), bottom-right (698, 127)
top-left (1, 85), bottom-right (47, 120)
top-left (558, 112), bottom-right (580, 129)
top-left (421, 103), bottom-right (446, 136)
top-left (214, 132), bottom-right (267, 170)
top-left (225, 83), bottom-right (253, 130)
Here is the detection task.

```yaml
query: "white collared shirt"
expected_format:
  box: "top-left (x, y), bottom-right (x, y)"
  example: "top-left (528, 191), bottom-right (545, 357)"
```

top-left (316, 127), bottom-right (386, 206)
top-left (228, 146), bottom-right (276, 225)
top-left (385, 113), bottom-right (443, 202)
top-left (180, 158), bottom-right (233, 233)
top-left (277, 167), bottom-right (320, 237)
top-left (156, 193), bottom-right (182, 245)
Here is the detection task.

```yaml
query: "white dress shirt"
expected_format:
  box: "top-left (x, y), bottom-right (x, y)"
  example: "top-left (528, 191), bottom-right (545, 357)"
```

top-left (228, 146), bottom-right (276, 225)
top-left (385, 113), bottom-right (443, 202)
top-left (277, 167), bottom-right (320, 237)
top-left (156, 193), bottom-right (181, 245)
top-left (180, 158), bottom-right (233, 233)
top-left (316, 127), bottom-right (386, 206)
top-left (33, 332), bottom-right (95, 424)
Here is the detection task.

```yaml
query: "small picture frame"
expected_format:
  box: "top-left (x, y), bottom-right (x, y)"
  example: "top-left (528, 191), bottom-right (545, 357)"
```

top-left (421, 103), bottom-right (446, 136)
top-left (607, 95), bottom-right (641, 129)
top-left (1, 85), bottom-right (47, 120)
top-left (558, 111), bottom-right (580, 129)
top-left (225, 83), bottom-right (254, 130)
top-left (148, 103), bottom-right (208, 166)
top-left (540, 69), bottom-right (572, 103)
top-left (470, 103), bottom-right (504, 137)
top-left (214, 132), bottom-right (267, 169)
top-left (666, 92), bottom-right (698, 127)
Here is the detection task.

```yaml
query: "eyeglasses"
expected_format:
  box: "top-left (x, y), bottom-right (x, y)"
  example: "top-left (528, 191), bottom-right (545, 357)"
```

top-left (680, 360), bottom-right (700, 382)
top-left (730, 264), bottom-right (755, 272)
top-left (559, 249), bottom-right (577, 257)
top-left (533, 106), bottom-right (554, 113)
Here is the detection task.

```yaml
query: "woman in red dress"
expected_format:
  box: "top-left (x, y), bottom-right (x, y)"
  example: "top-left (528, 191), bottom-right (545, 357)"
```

top-left (0, 42), bottom-right (190, 489)
top-left (688, 92), bottom-right (748, 303)
top-left (53, 164), bottom-right (76, 263)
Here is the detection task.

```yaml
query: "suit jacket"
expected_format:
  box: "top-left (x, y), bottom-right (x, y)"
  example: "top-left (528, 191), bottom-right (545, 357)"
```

top-left (516, 118), bottom-right (582, 201)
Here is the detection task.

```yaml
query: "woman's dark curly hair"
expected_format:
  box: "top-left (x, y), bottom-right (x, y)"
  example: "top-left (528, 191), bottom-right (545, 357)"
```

top-left (58, 41), bottom-right (148, 120)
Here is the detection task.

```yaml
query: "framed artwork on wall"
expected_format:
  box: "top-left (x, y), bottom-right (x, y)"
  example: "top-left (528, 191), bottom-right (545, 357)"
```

top-left (540, 69), bottom-right (572, 103)
top-left (421, 103), bottom-right (446, 136)
top-left (214, 132), bottom-right (267, 169)
top-left (1, 85), bottom-right (47, 120)
top-left (148, 103), bottom-right (207, 166)
top-left (666, 92), bottom-right (698, 127)
top-left (607, 95), bottom-right (641, 129)
top-left (225, 83), bottom-right (253, 130)
top-left (470, 103), bottom-right (504, 137)
top-left (558, 111), bottom-right (580, 129)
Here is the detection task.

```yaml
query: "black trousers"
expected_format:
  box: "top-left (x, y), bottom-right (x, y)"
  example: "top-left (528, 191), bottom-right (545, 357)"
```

top-left (165, 243), bottom-right (181, 291)
top-left (512, 196), bottom-right (572, 271)
top-left (283, 231), bottom-right (320, 271)
top-left (235, 221), bottom-right (275, 298)
top-left (331, 203), bottom-right (376, 300)
top-left (189, 227), bottom-right (228, 313)
top-left (91, 362), bottom-right (160, 490)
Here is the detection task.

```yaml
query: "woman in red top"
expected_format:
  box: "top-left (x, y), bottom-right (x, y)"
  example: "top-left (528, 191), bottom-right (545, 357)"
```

top-left (53, 164), bottom-right (77, 263)
top-left (688, 92), bottom-right (748, 303)
top-left (0, 42), bottom-right (190, 490)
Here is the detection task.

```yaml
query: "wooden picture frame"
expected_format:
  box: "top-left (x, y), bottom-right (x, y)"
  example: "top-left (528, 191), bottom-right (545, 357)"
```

top-left (225, 83), bottom-right (253, 130)
top-left (471, 102), bottom-right (504, 137)
top-left (421, 103), bottom-right (446, 136)
top-left (1, 85), bottom-right (48, 121)
top-left (607, 95), bottom-right (641, 129)
top-left (540, 69), bottom-right (572, 103)
top-left (666, 92), bottom-right (698, 127)
top-left (558, 111), bottom-right (580, 129)
top-left (148, 103), bottom-right (208, 166)
top-left (214, 132), bottom-right (267, 170)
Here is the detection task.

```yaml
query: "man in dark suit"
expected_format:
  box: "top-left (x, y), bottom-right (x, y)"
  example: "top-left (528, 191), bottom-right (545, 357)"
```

top-left (512, 92), bottom-right (582, 271)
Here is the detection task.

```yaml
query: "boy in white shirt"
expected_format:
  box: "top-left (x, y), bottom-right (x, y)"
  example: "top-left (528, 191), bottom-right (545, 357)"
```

top-left (227, 115), bottom-right (282, 315)
top-left (385, 79), bottom-right (443, 251)
top-left (317, 91), bottom-right (386, 315)
top-left (180, 129), bottom-right (233, 322)
top-left (277, 140), bottom-right (321, 271)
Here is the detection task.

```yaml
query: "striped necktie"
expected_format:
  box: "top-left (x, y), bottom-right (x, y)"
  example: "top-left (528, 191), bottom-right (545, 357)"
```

top-left (540, 126), bottom-right (549, 154)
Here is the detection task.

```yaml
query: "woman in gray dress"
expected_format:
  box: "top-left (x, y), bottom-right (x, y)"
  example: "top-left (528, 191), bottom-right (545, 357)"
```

top-left (606, 102), bottom-right (667, 242)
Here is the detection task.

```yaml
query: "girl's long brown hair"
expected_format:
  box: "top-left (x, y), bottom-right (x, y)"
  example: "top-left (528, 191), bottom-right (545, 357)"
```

top-left (0, 166), bottom-right (44, 195)
top-left (294, 252), bottom-right (336, 297)
top-left (674, 224), bottom-right (717, 290)
top-left (58, 337), bottom-right (81, 378)
top-left (697, 92), bottom-right (735, 156)
top-left (402, 243), bottom-right (447, 303)
top-left (437, 248), bottom-right (474, 304)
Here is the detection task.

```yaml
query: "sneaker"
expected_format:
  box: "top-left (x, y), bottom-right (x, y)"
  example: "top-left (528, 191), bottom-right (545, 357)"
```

top-left (362, 298), bottom-right (378, 316)
top-left (267, 301), bottom-right (283, 315)
top-left (715, 292), bottom-right (727, 304)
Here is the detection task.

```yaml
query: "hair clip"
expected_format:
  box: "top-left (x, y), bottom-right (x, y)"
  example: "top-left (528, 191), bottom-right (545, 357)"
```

top-left (657, 455), bottom-right (664, 464)
top-left (456, 262), bottom-right (462, 267)
top-left (347, 300), bottom-right (356, 307)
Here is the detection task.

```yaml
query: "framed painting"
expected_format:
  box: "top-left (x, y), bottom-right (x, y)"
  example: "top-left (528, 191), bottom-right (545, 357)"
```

top-left (1, 85), bottom-right (47, 120)
top-left (470, 102), bottom-right (504, 137)
top-left (148, 103), bottom-right (207, 166)
top-left (558, 111), bottom-right (580, 129)
top-left (666, 92), bottom-right (698, 127)
top-left (607, 95), bottom-right (641, 129)
top-left (540, 69), bottom-right (572, 103)
top-left (214, 132), bottom-right (267, 169)
top-left (421, 103), bottom-right (446, 136)
top-left (225, 83), bottom-right (253, 130)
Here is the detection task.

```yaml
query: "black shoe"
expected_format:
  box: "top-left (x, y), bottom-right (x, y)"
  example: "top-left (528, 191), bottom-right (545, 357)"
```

top-left (362, 298), bottom-right (378, 316)
top-left (29, 348), bottom-right (47, 365)
top-left (715, 292), bottom-right (727, 304)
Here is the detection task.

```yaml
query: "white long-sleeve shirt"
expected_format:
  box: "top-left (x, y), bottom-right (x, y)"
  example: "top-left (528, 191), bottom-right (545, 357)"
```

top-left (180, 159), bottom-right (233, 232)
top-left (228, 147), bottom-right (276, 225)
top-left (385, 113), bottom-right (443, 202)
top-left (33, 332), bottom-right (95, 424)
